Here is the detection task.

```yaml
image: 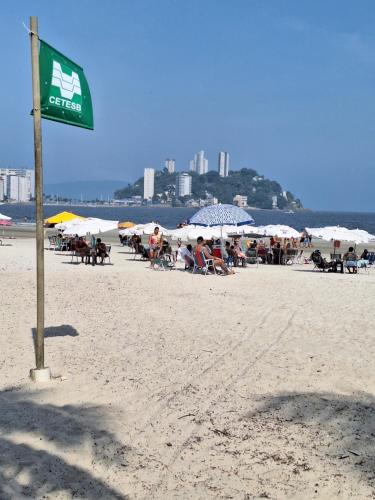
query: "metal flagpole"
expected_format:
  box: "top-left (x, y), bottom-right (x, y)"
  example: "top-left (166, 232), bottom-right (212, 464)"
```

top-left (29, 16), bottom-right (50, 382)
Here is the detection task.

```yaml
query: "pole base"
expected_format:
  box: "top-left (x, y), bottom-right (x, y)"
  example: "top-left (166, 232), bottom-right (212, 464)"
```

top-left (30, 367), bottom-right (51, 382)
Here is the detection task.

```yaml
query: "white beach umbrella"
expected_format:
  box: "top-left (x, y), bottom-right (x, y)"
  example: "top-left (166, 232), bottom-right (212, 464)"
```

top-left (225, 224), bottom-right (263, 236)
top-left (142, 223), bottom-right (170, 236)
top-left (0, 213), bottom-right (11, 220)
top-left (55, 217), bottom-right (84, 231)
top-left (63, 218), bottom-right (118, 236)
top-left (348, 228), bottom-right (375, 244)
top-left (186, 226), bottom-right (226, 240)
top-left (169, 226), bottom-right (191, 241)
top-left (256, 224), bottom-right (300, 238)
top-left (119, 224), bottom-right (146, 236)
top-left (306, 226), bottom-right (363, 243)
top-left (169, 225), bottom-right (227, 241)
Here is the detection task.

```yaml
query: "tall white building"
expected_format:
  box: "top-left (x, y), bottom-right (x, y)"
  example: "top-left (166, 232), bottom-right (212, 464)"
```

top-left (190, 150), bottom-right (208, 175)
top-left (0, 178), bottom-right (4, 201)
top-left (143, 168), bottom-right (155, 200)
top-left (177, 173), bottom-right (192, 197)
top-left (165, 159), bottom-right (175, 174)
top-left (218, 151), bottom-right (229, 177)
top-left (0, 168), bottom-right (34, 201)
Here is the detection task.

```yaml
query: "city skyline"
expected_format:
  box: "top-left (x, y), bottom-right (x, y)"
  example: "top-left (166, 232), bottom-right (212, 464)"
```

top-left (0, 168), bottom-right (34, 202)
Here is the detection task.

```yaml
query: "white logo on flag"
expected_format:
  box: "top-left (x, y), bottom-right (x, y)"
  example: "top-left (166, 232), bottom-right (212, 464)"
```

top-left (51, 61), bottom-right (81, 100)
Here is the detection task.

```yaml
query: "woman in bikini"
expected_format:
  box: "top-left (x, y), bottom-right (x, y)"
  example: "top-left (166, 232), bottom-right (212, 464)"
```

top-left (148, 226), bottom-right (163, 268)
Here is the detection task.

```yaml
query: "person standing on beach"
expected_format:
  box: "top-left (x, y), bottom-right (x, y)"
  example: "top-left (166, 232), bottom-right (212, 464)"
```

top-left (149, 226), bottom-right (162, 269)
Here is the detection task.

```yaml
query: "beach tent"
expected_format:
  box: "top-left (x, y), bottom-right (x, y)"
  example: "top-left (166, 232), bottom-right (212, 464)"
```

top-left (0, 213), bottom-right (12, 226)
top-left (44, 211), bottom-right (85, 227)
top-left (63, 217), bottom-right (118, 237)
top-left (255, 224), bottom-right (300, 238)
top-left (118, 221), bottom-right (135, 229)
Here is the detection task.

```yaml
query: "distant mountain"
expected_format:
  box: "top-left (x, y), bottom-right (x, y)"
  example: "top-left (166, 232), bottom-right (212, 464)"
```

top-left (44, 180), bottom-right (129, 201)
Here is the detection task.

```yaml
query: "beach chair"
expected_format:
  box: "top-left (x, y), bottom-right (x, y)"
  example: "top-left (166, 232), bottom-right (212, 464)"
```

top-left (70, 250), bottom-right (82, 264)
top-left (330, 253), bottom-right (342, 261)
top-left (284, 249), bottom-right (299, 265)
top-left (366, 252), bottom-right (375, 267)
top-left (154, 253), bottom-right (175, 271)
top-left (257, 247), bottom-right (267, 264)
top-left (246, 248), bottom-right (258, 267)
top-left (311, 250), bottom-right (335, 272)
top-left (54, 237), bottom-right (68, 254)
top-left (103, 245), bottom-right (111, 264)
top-left (193, 251), bottom-right (216, 275)
top-left (48, 235), bottom-right (56, 250)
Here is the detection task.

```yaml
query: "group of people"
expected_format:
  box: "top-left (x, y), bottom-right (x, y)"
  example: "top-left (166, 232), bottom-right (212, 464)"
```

top-left (68, 235), bottom-right (109, 265)
top-left (311, 246), bottom-right (370, 273)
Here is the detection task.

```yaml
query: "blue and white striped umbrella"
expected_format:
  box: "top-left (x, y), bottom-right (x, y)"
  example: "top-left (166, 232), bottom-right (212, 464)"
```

top-left (188, 204), bottom-right (254, 227)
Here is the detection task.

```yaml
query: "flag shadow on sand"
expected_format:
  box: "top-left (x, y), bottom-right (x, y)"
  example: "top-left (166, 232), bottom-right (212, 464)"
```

top-left (31, 325), bottom-right (79, 350)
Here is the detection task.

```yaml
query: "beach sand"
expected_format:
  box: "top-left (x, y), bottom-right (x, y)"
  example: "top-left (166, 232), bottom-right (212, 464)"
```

top-left (1, 235), bottom-right (375, 499)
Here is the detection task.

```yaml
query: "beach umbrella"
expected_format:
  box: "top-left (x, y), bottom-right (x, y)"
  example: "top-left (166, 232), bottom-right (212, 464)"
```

top-left (44, 211), bottom-right (85, 226)
top-left (119, 224), bottom-right (146, 236)
top-left (348, 228), bottom-right (375, 243)
top-left (142, 223), bottom-right (170, 236)
top-left (55, 217), bottom-right (86, 231)
top-left (119, 223), bottom-right (171, 237)
top-left (225, 224), bottom-right (263, 236)
top-left (256, 224), bottom-right (300, 238)
top-left (0, 213), bottom-right (12, 226)
top-left (63, 218), bottom-right (118, 236)
top-left (306, 226), bottom-right (363, 243)
top-left (169, 225), bottom-right (228, 241)
top-left (188, 204), bottom-right (254, 254)
top-left (118, 221), bottom-right (135, 229)
top-left (188, 204), bottom-right (254, 227)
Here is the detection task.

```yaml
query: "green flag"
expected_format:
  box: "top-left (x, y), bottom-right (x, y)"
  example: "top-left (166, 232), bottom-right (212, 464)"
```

top-left (39, 40), bottom-right (94, 130)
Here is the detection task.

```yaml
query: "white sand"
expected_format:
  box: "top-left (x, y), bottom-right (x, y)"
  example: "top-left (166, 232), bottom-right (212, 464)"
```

top-left (1, 238), bottom-right (375, 499)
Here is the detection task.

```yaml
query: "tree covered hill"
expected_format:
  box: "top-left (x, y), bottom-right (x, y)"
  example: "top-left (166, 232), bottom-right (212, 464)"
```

top-left (114, 168), bottom-right (303, 210)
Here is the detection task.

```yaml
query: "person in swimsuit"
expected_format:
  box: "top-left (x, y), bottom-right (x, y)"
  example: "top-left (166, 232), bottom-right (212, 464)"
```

top-left (148, 226), bottom-right (163, 268)
top-left (195, 237), bottom-right (234, 275)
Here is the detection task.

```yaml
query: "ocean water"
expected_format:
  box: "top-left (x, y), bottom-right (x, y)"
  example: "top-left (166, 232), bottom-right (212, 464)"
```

top-left (2, 203), bottom-right (375, 233)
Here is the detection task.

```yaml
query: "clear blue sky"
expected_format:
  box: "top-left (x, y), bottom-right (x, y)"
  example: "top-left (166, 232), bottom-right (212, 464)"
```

top-left (1, 0), bottom-right (375, 211)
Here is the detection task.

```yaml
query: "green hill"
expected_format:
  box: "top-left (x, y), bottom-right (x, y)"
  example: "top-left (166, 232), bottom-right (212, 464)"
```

top-left (114, 168), bottom-right (303, 210)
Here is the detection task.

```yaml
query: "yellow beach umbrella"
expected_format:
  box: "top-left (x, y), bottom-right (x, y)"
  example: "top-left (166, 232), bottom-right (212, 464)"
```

top-left (44, 211), bottom-right (86, 226)
top-left (118, 221), bottom-right (135, 229)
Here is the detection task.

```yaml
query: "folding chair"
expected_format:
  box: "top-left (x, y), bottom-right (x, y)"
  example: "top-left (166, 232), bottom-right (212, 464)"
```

top-left (193, 251), bottom-right (216, 275)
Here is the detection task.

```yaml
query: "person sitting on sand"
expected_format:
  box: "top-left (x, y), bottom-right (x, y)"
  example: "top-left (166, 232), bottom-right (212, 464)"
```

top-left (343, 246), bottom-right (358, 274)
top-left (361, 249), bottom-right (369, 260)
top-left (195, 237), bottom-right (234, 275)
top-left (272, 242), bottom-right (284, 265)
top-left (180, 244), bottom-right (194, 269)
top-left (233, 238), bottom-right (247, 267)
top-left (95, 238), bottom-right (108, 265)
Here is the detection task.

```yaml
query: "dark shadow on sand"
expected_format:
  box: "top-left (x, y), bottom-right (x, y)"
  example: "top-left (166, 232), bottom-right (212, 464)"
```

top-left (0, 388), bottom-right (128, 499)
top-left (242, 391), bottom-right (375, 489)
